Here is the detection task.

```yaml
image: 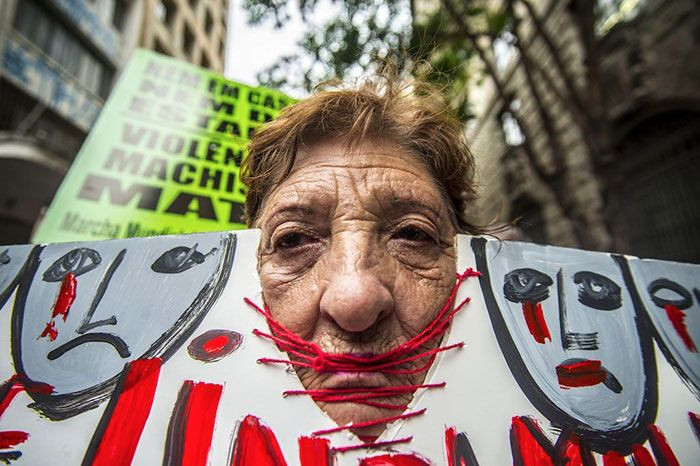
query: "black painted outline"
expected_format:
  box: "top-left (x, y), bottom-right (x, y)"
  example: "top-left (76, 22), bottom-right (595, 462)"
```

top-left (161, 380), bottom-right (193, 466)
top-left (10, 233), bottom-right (237, 420)
top-left (472, 237), bottom-right (658, 453)
top-left (451, 430), bottom-right (480, 466)
top-left (47, 333), bottom-right (130, 360)
top-left (76, 249), bottom-right (126, 334)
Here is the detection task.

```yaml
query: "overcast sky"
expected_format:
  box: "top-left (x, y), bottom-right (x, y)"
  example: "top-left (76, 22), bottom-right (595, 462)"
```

top-left (224, 0), bottom-right (332, 98)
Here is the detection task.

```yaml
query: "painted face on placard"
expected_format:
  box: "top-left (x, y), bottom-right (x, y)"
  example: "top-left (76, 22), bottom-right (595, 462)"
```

top-left (472, 238), bottom-right (655, 449)
top-left (0, 245), bottom-right (33, 310)
top-left (627, 258), bottom-right (700, 398)
top-left (12, 232), bottom-right (235, 420)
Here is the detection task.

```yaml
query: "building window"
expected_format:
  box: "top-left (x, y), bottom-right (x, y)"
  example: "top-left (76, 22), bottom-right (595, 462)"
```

top-left (13, 0), bottom-right (115, 99)
top-left (112, 0), bottom-right (127, 31)
top-left (201, 52), bottom-right (210, 69)
top-left (189, 0), bottom-right (199, 11)
top-left (183, 25), bottom-right (195, 57)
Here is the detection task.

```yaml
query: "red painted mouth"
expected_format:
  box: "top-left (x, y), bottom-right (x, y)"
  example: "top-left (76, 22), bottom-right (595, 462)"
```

top-left (556, 359), bottom-right (623, 393)
top-left (556, 359), bottom-right (606, 388)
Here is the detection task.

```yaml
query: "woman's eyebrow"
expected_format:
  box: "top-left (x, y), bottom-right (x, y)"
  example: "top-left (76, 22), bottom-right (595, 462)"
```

top-left (386, 198), bottom-right (443, 220)
top-left (265, 203), bottom-right (321, 221)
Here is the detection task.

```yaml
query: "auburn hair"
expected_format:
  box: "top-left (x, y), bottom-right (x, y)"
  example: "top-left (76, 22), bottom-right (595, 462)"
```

top-left (242, 73), bottom-right (481, 233)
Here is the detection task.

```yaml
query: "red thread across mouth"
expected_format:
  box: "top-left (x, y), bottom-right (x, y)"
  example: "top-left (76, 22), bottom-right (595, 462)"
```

top-left (245, 268), bottom-right (480, 452)
top-left (556, 359), bottom-right (606, 388)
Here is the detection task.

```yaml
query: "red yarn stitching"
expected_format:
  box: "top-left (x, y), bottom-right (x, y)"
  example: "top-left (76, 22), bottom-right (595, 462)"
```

top-left (245, 268), bottom-right (478, 375)
top-left (245, 268), bottom-right (479, 451)
top-left (332, 436), bottom-right (414, 453)
top-left (312, 409), bottom-right (426, 436)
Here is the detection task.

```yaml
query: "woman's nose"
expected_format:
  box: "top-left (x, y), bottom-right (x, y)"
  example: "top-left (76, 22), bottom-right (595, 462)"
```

top-left (319, 266), bottom-right (394, 333)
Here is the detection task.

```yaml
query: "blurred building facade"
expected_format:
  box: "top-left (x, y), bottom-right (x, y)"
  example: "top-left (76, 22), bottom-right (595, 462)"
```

top-left (0, 0), bottom-right (228, 244)
top-left (468, 0), bottom-right (700, 263)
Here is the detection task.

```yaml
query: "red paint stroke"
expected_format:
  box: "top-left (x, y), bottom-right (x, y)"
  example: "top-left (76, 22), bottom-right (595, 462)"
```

top-left (298, 436), bottom-right (331, 466)
top-left (648, 424), bottom-right (680, 466)
top-left (359, 453), bottom-right (429, 466)
top-left (445, 426), bottom-right (459, 466)
top-left (510, 417), bottom-right (553, 466)
top-left (522, 301), bottom-right (551, 344)
top-left (0, 378), bottom-right (24, 417)
top-left (230, 415), bottom-right (288, 466)
top-left (561, 436), bottom-right (585, 466)
top-left (631, 444), bottom-right (655, 466)
top-left (179, 382), bottom-right (223, 466)
top-left (52, 272), bottom-right (76, 321)
top-left (0, 376), bottom-right (52, 455)
top-left (664, 304), bottom-right (697, 352)
top-left (89, 358), bottom-right (162, 466)
top-left (40, 321), bottom-right (58, 341)
top-left (689, 412), bottom-right (700, 442)
top-left (556, 360), bottom-right (606, 388)
top-left (602, 451), bottom-right (626, 466)
top-left (204, 335), bottom-right (230, 354)
top-left (0, 431), bottom-right (28, 449)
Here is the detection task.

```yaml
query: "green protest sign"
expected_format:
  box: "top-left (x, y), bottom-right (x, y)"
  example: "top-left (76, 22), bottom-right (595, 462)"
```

top-left (32, 49), bottom-right (294, 243)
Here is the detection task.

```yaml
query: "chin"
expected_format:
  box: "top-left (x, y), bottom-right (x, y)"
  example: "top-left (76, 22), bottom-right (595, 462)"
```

top-left (320, 401), bottom-right (404, 437)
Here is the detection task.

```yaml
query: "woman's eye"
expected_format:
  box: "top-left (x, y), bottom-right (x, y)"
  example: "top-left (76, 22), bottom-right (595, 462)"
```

top-left (276, 232), bottom-right (313, 250)
top-left (393, 226), bottom-right (433, 243)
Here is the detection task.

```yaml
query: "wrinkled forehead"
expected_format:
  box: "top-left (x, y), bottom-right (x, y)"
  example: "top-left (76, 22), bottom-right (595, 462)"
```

top-left (258, 139), bottom-right (452, 226)
top-left (485, 240), bottom-right (622, 281)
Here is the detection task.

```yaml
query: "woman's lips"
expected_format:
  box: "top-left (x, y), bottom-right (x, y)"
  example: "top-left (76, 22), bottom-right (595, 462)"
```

top-left (555, 358), bottom-right (622, 393)
top-left (322, 371), bottom-right (388, 390)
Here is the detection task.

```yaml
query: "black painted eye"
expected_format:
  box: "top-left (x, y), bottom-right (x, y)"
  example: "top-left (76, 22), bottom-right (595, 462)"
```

top-left (504, 268), bottom-right (553, 303)
top-left (0, 248), bottom-right (9, 266)
top-left (573, 271), bottom-right (622, 310)
top-left (648, 278), bottom-right (692, 310)
top-left (43, 248), bottom-right (102, 282)
top-left (151, 244), bottom-right (215, 274)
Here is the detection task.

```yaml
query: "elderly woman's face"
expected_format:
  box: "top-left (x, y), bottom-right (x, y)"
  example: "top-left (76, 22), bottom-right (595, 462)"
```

top-left (256, 139), bottom-right (456, 435)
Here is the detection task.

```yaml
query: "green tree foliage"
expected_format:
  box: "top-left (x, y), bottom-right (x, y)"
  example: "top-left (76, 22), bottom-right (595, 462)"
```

top-left (241, 0), bottom-right (509, 122)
